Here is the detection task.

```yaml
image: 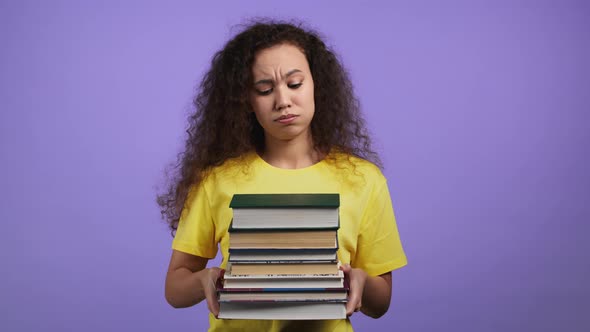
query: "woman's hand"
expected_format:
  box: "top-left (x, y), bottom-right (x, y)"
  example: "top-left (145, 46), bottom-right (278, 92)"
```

top-left (340, 264), bottom-right (368, 317)
top-left (165, 250), bottom-right (225, 316)
top-left (197, 267), bottom-right (223, 318)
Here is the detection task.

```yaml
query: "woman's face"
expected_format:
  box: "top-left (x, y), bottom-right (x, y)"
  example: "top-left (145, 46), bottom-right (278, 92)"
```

top-left (249, 43), bottom-right (315, 142)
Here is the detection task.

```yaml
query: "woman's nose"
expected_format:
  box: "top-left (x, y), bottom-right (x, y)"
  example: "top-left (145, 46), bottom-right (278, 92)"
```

top-left (274, 86), bottom-right (292, 111)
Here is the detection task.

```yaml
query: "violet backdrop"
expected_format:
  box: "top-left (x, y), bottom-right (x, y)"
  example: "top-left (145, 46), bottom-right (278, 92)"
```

top-left (1, 0), bottom-right (589, 331)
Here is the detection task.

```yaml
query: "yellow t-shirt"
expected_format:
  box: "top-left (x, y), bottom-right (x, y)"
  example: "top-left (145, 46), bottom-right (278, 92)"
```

top-left (172, 152), bottom-right (407, 332)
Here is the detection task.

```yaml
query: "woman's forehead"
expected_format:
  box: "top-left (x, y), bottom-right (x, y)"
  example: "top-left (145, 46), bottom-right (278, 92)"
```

top-left (252, 44), bottom-right (310, 76)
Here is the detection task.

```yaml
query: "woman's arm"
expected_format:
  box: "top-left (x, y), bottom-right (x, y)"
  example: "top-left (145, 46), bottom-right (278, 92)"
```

top-left (341, 264), bottom-right (392, 318)
top-left (165, 250), bottom-right (222, 316)
top-left (361, 272), bottom-right (392, 318)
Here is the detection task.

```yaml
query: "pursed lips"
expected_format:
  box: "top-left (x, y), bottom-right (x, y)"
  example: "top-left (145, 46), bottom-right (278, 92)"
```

top-left (274, 114), bottom-right (298, 122)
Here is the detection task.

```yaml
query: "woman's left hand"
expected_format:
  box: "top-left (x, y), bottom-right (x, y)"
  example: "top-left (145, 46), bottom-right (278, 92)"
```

top-left (340, 263), bottom-right (368, 317)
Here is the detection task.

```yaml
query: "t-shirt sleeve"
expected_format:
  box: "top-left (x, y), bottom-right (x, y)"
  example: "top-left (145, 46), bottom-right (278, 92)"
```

top-left (353, 178), bottom-right (407, 276)
top-left (171, 180), bottom-right (218, 259)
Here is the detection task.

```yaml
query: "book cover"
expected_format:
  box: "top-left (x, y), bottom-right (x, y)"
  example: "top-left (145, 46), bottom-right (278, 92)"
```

top-left (230, 193), bottom-right (339, 209)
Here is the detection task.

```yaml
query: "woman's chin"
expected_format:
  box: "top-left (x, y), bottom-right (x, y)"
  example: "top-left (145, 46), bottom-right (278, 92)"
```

top-left (265, 128), bottom-right (311, 143)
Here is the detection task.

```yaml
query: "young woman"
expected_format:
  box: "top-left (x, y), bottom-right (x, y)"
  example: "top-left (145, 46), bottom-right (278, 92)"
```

top-left (159, 20), bottom-right (407, 331)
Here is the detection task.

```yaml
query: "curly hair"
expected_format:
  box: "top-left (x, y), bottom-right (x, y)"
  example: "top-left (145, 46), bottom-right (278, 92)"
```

top-left (158, 19), bottom-right (381, 233)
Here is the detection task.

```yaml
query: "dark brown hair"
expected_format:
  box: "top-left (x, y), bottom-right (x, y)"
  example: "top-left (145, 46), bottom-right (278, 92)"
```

top-left (158, 19), bottom-right (381, 233)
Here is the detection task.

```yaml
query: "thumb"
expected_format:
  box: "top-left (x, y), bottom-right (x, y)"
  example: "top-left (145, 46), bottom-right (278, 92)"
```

top-left (209, 267), bottom-right (222, 280)
top-left (339, 263), bottom-right (352, 273)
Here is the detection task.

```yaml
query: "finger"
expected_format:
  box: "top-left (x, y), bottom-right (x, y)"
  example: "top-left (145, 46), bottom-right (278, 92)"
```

top-left (345, 267), bottom-right (363, 316)
top-left (203, 268), bottom-right (221, 317)
top-left (346, 293), bottom-right (360, 316)
top-left (346, 301), bottom-right (359, 316)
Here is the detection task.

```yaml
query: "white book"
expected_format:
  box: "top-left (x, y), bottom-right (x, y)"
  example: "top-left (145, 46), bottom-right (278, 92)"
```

top-left (224, 277), bottom-right (344, 289)
top-left (218, 302), bottom-right (346, 320)
top-left (223, 270), bottom-right (344, 280)
top-left (229, 194), bottom-right (340, 230)
top-left (232, 208), bottom-right (339, 230)
top-left (219, 291), bottom-right (348, 302)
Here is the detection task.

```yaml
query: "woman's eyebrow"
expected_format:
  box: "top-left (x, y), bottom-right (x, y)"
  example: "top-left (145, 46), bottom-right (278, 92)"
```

top-left (285, 69), bottom-right (302, 77)
top-left (254, 69), bottom-right (303, 86)
top-left (254, 79), bottom-right (273, 86)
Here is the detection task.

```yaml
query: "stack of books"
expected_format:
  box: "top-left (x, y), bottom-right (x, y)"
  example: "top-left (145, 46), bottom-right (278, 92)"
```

top-left (217, 193), bottom-right (348, 320)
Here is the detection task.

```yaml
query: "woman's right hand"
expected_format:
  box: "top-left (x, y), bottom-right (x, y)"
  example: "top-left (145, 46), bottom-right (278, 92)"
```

top-left (197, 267), bottom-right (223, 318)
top-left (165, 250), bottom-right (223, 314)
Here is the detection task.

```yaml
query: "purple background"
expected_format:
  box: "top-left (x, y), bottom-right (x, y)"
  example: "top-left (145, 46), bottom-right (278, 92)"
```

top-left (1, 1), bottom-right (589, 331)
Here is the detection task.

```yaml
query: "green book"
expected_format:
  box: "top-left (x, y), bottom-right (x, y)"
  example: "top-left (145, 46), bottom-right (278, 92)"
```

top-left (230, 194), bottom-right (339, 209)
top-left (229, 194), bottom-right (340, 230)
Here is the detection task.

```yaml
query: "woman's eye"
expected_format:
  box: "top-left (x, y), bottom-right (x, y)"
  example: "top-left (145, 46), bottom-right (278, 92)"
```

top-left (256, 88), bottom-right (273, 96)
top-left (288, 82), bottom-right (303, 89)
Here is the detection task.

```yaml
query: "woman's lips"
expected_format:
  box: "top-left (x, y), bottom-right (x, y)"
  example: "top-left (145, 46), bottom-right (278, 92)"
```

top-left (275, 114), bottom-right (298, 124)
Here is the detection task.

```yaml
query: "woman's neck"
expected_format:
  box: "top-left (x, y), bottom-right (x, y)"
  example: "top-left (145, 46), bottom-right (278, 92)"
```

top-left (261, 132), bottom-right (322, 169)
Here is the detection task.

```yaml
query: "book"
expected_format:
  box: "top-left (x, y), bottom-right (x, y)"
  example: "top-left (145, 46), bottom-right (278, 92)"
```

top-left (218, 193), bottom-right (346, 320)
top-left (229, 194), bottom-right (340, 230)
top-left (228, 250), bottom-right (338, 263)
top-left (229, 247), bottom-right (337, 254)
top-left (218, 271), bottom-right (349, 292)
top-left (223, 277), bottom-right (344, 289)
top-left (218, 291), bottom-right (348, 302)
top-left (230, 194), bottom-right (339, 208)
top-left (229, 230), bottom-right (338, 250)
top-left (218, 302), bottom-right (346, 320)
top-left (223, 270), bottom-right (344, 280)
top-left (228, 262), bottom-right (339, 276)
